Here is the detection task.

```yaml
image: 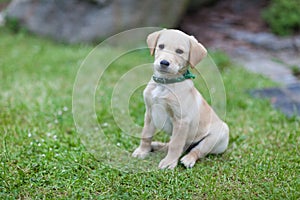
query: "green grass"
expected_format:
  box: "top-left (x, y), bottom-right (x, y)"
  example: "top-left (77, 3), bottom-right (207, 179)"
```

top-left (0, 28), bottom-right (299, 199)
top-left (262, 0), bottom-right (300, 36)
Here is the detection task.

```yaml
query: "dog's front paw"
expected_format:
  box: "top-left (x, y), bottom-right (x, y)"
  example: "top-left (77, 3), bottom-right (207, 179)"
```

top-left (158, 157), bottom-right (178, 169)
top-left (180, 154), bottom-right (197, 168)
top-left (132, 147), bottom-right (150, 159)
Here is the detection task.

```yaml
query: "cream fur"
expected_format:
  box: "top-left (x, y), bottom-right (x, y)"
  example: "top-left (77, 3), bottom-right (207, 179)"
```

top-left (132, 29), bottom-right (229, 169)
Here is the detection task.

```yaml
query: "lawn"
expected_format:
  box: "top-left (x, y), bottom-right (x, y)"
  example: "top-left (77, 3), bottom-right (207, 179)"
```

top-left (0, 28), bottom-right (299, 199)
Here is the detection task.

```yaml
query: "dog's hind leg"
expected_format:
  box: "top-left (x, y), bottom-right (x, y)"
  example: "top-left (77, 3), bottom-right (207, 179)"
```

top-left (151, 141), bottom-right (168, 152)
top-left (180, 123), bottom-right (229, 168)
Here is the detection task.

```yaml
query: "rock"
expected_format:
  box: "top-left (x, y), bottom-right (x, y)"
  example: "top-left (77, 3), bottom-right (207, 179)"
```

top-left (0, 12), bottom-right (4, 26)
top-left (226, 29), bottom-right (300, 51)
top-left (231, 48), bottom-right (299, 85)
top-left (5, 0), bottom-right (188, 43)
top-left (188, 0), bottom-right (218, 11)
top-left (250, 83), bottom-right (300, 117)
top-left (294, 37), bottom-right (300, 50)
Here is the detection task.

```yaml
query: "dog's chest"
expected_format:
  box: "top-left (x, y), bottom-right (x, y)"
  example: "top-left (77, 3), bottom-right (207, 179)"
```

top-left (151, 85), bottom-right (169, 102)
top-left (149, 85), bottom-right (173, 134)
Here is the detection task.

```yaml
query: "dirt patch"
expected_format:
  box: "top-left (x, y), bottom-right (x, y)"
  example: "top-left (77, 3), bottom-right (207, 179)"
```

top-left (181, 0), bottom-right (300, 117)
top-left (0, 2), bottom-right (10, 11)
top-left (180, 0), bottom-right (300, 85)
top-left (180, 0), bottom-right (270, 49)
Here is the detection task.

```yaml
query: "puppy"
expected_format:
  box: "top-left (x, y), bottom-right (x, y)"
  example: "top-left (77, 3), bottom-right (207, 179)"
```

top-left (132, 29), bottom-right (229, 169)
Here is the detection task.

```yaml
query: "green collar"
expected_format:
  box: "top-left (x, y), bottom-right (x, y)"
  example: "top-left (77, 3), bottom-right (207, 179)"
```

top-left (152, 69), bottom-right (196, 84)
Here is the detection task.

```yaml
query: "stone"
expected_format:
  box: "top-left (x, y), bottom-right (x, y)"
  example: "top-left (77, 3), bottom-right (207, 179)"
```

top-left (294, 37), bottom-right (300, 50)
top-left (0, 12), bottom-right (4, 26)
top-left (226, 30), bottom-right (300, 51)
top-left (5, 0), bottom-right (188, 43)
top-left (188, 0), bottom-right (218, 11)
top-left (231, 48), bottom-right (299, 85)
top-left (250, 83), bottom-right (300, 118)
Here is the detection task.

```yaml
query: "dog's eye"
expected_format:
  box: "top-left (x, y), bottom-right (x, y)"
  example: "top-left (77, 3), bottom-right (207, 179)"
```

top-left (175, 49), bottom-right (184, 54)
top-left (158, 44), bottom-right (164, 49)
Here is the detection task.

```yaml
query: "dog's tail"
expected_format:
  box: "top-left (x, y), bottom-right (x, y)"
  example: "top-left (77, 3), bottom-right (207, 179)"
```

top-left (151, 141), bottom-right (168, 152)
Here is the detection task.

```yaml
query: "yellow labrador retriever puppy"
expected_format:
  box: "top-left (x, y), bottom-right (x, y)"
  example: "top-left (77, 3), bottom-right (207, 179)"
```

top-left (132, 29), bottom-right (229, 169)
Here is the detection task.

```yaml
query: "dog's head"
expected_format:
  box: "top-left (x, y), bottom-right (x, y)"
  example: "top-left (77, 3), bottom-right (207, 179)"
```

top-left (147, 29), bottom-right (207, 77)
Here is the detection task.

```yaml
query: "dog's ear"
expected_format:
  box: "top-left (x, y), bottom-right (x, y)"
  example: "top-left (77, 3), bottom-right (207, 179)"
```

top-left (147, 30), bottom-right (164, 56)
top-left (189, 36), bottom-right (207, 68)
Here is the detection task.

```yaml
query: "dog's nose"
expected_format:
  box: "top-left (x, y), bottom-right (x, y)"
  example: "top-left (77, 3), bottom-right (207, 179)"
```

top-left (160, 60), bottom-right (170, 68)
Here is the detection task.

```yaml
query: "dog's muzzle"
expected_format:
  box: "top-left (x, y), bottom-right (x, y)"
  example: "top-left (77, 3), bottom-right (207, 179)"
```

top-left (160, 60), bottom-right (170, 68)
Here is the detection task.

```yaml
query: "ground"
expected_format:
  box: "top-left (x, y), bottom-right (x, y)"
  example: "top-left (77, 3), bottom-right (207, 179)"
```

top-left (181, 0), bottom-right (300, 117)
top-left (181, 0), bottom-right (300, 85)
top-left (0, 27), bottom-right (299, 199)
top-left (0, 0), bottom-right (299, 198)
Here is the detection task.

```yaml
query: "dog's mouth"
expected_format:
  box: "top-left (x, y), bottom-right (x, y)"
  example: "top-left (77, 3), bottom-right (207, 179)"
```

top-left (155, 64), bottom-right (177, 74)
top-left (157, 68), bottom-right (170, 73)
